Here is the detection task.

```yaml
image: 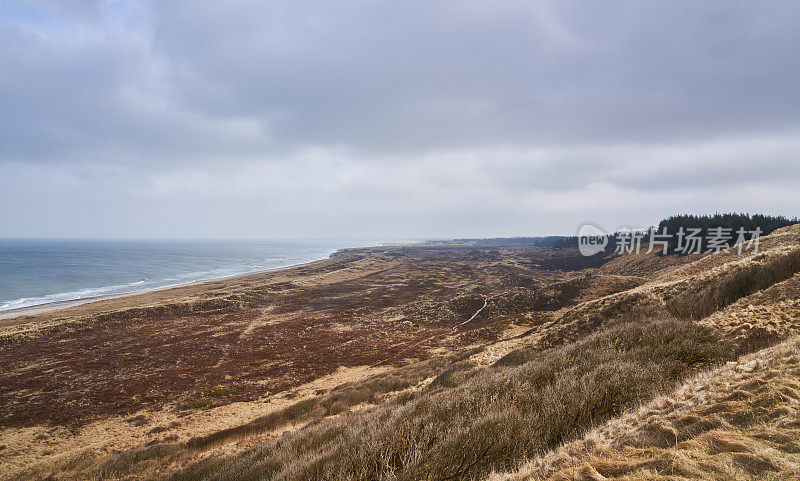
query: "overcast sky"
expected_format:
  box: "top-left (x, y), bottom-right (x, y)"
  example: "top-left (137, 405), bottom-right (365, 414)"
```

top-left (2, 1), bottom-right (800, 239)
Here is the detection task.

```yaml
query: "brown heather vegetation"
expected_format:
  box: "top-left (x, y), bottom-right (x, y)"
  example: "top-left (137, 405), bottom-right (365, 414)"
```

top-left (0, 246), bottom-right (602, 429)
top-left (3, 224), bottom-right (800, 480)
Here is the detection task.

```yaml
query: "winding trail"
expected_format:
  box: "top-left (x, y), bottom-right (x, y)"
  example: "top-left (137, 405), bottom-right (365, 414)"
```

top-left (453, 298), bottom-right (488, 331)
top-left (370, 297), bottom-right (489, 367)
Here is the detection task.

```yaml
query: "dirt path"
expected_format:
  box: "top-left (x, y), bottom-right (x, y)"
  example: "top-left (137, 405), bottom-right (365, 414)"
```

top-left (370, 297), bottom-right (489, 368)
top-left (453, 297), bottom-right (488, 331)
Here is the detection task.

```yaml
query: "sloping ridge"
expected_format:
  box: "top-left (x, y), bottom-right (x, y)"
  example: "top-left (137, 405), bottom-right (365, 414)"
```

top-left (516, 224), bottom-right (800, 352)
top-left (491, 335), bottom-right (800, 480)
top-left (490, 225), bottom-right (800, 480)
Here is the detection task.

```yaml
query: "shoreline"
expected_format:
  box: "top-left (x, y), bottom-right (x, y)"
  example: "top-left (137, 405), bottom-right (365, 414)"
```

top-left (0, 244), bottom-right (384, 321)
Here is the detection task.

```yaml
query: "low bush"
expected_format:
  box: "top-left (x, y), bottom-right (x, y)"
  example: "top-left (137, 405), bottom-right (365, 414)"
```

top-left (667, 248), bottom-right (800, 319)
top-left (186, 349), bottom-right (483, 450)
top-left (99, 443), bottom-right (179, 478)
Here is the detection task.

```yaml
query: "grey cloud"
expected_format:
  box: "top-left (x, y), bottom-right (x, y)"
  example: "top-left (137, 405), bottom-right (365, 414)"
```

top-left (150, 1), bottom-right (800, 153)
top-left (4, 1), bottom-right (800, 161)
top-left (1, 1), bottom-right (800, 238)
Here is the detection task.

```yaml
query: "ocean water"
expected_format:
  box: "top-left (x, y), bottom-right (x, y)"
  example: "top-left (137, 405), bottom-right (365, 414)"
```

top-left (0, 239), bottom-right (369, 312)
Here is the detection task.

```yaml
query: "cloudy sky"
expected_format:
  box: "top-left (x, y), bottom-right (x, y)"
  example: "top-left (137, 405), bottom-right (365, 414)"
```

top-left (2, 1), bottom-right (799, 239)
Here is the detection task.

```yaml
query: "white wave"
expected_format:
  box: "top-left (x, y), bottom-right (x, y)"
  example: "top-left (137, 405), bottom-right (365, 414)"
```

top-left (0, 247), bottom-right (345, 313)
top-left (0, 278), bottom-right (153, 312)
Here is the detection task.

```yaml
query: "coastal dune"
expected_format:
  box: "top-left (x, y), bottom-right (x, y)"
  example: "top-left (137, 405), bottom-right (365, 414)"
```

top-left (3, 225), bottom-right (800, 479)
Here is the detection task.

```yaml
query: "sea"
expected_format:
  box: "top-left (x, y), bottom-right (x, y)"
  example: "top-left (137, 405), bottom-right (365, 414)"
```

top-left (0, 239), bottom-right (374, 312)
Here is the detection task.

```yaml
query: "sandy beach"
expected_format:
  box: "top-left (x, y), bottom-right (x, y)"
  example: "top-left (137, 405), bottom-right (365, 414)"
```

top-left (0, 251), bottom-right (360, 324)
top-left (0, 295), bottom-right (117, 321)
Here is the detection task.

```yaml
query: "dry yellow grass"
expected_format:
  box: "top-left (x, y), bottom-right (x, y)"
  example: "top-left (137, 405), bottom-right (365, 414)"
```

top-left (491, 335), bottom-right (800, 480)
top-left (699, 271), bottom-right (800, 349)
